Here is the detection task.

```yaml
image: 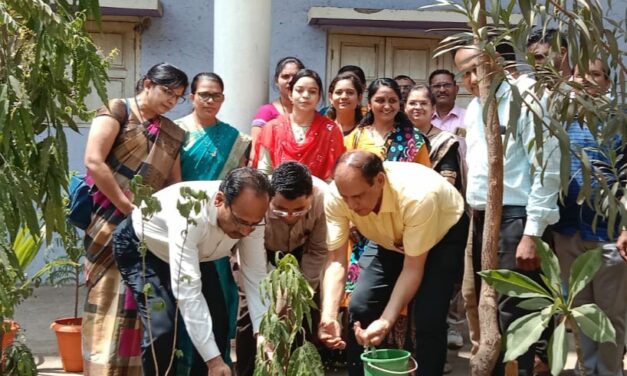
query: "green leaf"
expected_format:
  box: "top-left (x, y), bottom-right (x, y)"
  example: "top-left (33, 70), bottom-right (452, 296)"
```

top-left (548, 320), bottom-right (568, 376)
top-left (503, 309), bottom-right (551, 362)
top-left (287, 341), bottom-right (324, 376)
top-left (517, 297), bottom-right (554, 311)
top-left (567, 249), bottom-right (602, 305)
top-left (534, 238), bottom-right (562, 293)
top-left (478, 269), bottom-right (551, 298)
top-left (572, 303), bottom-right (616, 343)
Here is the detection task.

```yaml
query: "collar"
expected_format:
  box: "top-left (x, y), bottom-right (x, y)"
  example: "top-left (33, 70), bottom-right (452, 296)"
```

top-left (207, 192), bottom-right (219, 227)
top-left (377, 174), bottom-right (396, 214)
top-left (432, 106), bottom-right (463, 120)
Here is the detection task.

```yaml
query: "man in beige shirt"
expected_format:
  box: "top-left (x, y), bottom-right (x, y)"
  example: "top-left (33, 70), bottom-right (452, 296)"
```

top-left (319, 150), bottom-right (465, 375)
top-left (236, 161), bottom-right (328, 376)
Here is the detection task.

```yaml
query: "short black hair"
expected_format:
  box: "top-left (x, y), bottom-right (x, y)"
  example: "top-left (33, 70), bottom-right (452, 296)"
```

top-left (394, 74), bottom-right (415, 83)
top-left (219, 167), bottom-right (274, 206)
top-left (271, 162), bottom-right (313, 200)
top-left (191, 72), bottom-right (224, 93)
top-left (428, 69), bottom-right (455, 85)
top-left (495, 41), bottom-right (516, 63)
top-left (338, 65), bottom-right (367, 86)
top-left (274, 56), bottom-right (305, 82)
top-left (527, 28), bottom-right (568, 49)
top-left (409, 84), bottom-right (436, 105)
top-left (334, 150), bottom-right (385, 185)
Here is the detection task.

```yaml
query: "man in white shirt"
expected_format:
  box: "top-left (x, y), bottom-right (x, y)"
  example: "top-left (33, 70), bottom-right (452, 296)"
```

top-left (454, 44), bottom-right (561, 376)
top-left (112, 167), bottom-right (272, 376)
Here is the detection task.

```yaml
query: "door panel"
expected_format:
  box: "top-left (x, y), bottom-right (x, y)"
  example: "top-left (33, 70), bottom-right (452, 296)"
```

top-left (328, 33), bottom-right (473, 107)
top-left (327, 34), bottom-right (385, 89)
top-left (82, 21), bottom-right (138, 126)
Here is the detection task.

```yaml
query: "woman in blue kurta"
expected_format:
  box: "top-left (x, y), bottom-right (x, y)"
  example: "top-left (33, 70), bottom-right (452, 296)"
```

top-left (174, 72), bottom-right (251, 374)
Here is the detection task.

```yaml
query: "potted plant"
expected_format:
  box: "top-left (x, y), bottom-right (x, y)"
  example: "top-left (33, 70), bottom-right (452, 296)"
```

top-left (479, 240), bottom-right (615, 376)
top-left (45, 225), bottom-right (85, 372)
top-left (0, 225), bottom-right (40, 374)
top-left (254, 253), bottom-right (324, 375)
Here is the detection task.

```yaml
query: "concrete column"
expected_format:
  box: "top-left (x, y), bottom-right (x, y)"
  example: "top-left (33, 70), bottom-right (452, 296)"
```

top-left (214, 0), bottom-right (271, 133)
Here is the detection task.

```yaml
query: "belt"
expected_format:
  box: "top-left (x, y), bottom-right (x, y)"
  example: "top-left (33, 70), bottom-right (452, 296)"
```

top-left (472, 205), bottom-right (526, 219)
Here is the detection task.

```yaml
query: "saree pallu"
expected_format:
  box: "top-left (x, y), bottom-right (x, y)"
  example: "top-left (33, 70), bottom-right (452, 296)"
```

top-left (427, 129), bottom-right (466, 195)
top-left (252, 113), bottom-right (345, 181)
top-left (343, 123), bottom-right (430, 348)
top-left (176, 115), bottom-right (252, 181)
top-left (83, 99), bottom-right (184, 375)
top-left (175, 115), bottom-right (251, 373)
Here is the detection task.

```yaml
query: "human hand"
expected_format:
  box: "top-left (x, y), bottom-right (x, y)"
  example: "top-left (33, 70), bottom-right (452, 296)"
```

top-left (616, 230), bottom-right (627, 262)
top-left (318, 316), bottom-right (345, 349)
top-left (516, 235), bottom-right (541, 271)
top-left (353, 319), bottom-right (391, 347)
top-left (206, 356), bottom-right (231, 376)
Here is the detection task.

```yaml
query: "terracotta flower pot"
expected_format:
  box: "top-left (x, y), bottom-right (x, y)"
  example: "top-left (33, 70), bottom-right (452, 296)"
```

top-left (1, 320), bottom-right (19, 351)
top-left (50, 317), bottom-right (83, 372)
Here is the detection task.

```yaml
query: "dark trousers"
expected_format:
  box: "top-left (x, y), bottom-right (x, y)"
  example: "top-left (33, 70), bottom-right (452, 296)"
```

top-left (347, 214), bottom-right (469, 376)
top-left (347, 242), bottom-right (404, 376)
top-left (412, 213), bottom-right (468, 376)
top-left (472, 207), bottom-right (542, 376)
top-left (112, 217), bottom-right (228, 376)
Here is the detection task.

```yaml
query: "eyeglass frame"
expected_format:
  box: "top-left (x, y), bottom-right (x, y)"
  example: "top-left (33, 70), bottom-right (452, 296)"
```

top-left (194, 91), bottom-right (225, 103)
top-left (157, 84), bottom-right (186, 104)
top-left (270, 204), bottom-right (312, 218)
top-left (229, 207), bottom-right (266, 230)
top-left (430, 83), bottom-right (456, 91)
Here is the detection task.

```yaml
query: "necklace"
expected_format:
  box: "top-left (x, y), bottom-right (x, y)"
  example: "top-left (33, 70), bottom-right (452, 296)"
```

top-left (368, 124), bottom-right (393, 146)
top-left (424, 124), bottom-right (434, 136)
top-left (133, 96), bottom-right (146, 124)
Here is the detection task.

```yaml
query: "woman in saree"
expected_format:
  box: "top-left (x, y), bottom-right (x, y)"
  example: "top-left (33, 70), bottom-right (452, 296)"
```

top-left (252, 68), bottom-right (345, 181)
top-left (325, 71), bottom-right (364, 137)
top-left (82, 62), bottom-right (188, 375)
top-left (404, 84), bottom-right (469, 375)
top-left (174, 72), bottom-right (250, 374)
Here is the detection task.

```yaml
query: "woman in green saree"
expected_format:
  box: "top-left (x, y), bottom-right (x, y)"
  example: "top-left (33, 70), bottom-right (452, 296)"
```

top-left (174, 72), bottom-right (251, 374)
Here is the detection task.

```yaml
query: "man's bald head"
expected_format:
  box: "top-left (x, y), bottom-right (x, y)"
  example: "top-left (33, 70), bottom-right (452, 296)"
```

top-left (333, 150), bottom-right (385, 185)
top-left (333, 151), bottom-right (386, 216)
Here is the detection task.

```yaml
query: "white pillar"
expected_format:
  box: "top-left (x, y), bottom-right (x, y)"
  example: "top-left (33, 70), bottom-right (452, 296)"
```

top-left (214, 0), bottom-right (271, 133)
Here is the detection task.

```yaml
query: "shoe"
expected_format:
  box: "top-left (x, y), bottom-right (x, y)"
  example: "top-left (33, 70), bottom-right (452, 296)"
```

top-left (443, 361), bottom-right (453, 374)
top-left (447, 328), bottom-right (464, 349)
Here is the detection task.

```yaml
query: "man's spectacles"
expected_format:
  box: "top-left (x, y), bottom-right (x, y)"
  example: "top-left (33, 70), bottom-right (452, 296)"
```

top-left (271, 205), bottom-right (311, 218)
top-left (195, 92), bottom-right (225, 103)
top-left (158, 85), bottom-right (186, 104)
top-left (230, 209), bottom-right (266, 229)
top-left (430, 83), bottom-right (455, 90)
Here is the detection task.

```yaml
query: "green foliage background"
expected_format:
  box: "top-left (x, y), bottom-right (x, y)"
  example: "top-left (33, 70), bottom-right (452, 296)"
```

top-left (0, 0), bottom-right (109, 243)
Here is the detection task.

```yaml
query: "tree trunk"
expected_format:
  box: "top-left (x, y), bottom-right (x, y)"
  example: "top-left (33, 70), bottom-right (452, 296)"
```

top-left (469, 2), bottom-right (504, 373)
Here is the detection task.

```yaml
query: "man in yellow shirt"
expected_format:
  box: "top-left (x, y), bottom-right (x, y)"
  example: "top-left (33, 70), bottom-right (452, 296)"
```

top-left (318, 150), bottom-right (465, 375)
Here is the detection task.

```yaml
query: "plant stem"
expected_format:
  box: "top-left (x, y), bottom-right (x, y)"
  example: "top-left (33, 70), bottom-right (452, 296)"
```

top-left (567, 316), bottom-right (587, 376)
top-left (74, 266), bottom-right (79, 319)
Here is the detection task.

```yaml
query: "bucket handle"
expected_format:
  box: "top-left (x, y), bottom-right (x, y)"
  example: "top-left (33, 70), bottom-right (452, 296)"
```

top-left (365, 355), bottom-right (418, 375)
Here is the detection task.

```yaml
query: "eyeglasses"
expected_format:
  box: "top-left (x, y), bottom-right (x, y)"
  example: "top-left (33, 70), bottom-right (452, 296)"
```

top-left (230, 209), bottom-right (266, 229)
top-left (430, 83), bottom-right (455, 90)
top-left (158, 85), bottom-right (186, 104)
top-left (271, 205), bottom-right (311, 218)
top-left (195, 91), bottom-right (225, 103)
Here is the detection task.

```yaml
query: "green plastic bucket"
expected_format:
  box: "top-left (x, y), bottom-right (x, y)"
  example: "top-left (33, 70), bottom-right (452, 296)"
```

top-left (361, 348), bottom-right (417, 375)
